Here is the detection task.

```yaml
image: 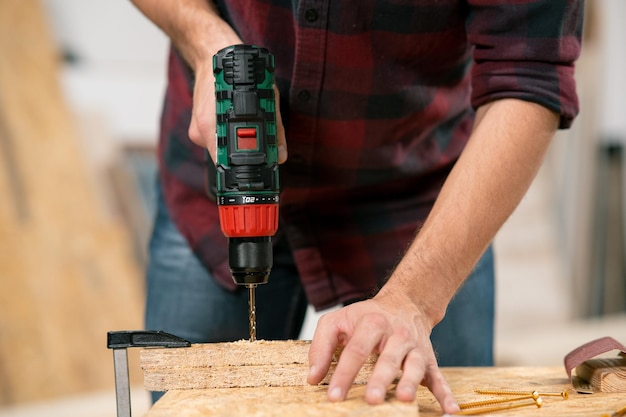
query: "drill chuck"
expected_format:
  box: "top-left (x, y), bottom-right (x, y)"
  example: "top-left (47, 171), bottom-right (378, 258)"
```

top-left (228, 237), bottom-right (272, 285)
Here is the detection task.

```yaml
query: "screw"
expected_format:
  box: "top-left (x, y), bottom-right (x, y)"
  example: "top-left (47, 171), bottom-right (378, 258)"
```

top-left (455, 397), bottom-right (542, 415)
top-left (459, 392), bottom-right (540, 410)
top-left (475, 388), bottom-right (569, 400)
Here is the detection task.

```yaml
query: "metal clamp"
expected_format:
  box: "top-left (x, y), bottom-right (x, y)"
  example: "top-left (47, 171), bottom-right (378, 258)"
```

top-left (107, 330), bottom-right (191, 417)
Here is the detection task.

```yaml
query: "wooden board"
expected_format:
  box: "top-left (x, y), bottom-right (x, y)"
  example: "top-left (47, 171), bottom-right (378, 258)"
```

top-left (0, 0), bottom-right (144, 405)
top-left (575, 356), bottom-right (626, 392)
top-left (145, 367), bottom-right (626, 417)
top-left (140, 340), bottom-right (378, 390)
top-left (149, 385), bottom-right (418, 417)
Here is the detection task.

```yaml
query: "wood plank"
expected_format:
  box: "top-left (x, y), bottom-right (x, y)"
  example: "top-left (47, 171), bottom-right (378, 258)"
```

top-left (575, 356), bottom-right (626, 392)
top-left (140, 340), bottom-right (378, 390)
top-left (145, 367), bottom-right (626, 417)
top-left (149, 385), bottom-right (418, 417)
top-left (0, 0), bottom-right (144, 405)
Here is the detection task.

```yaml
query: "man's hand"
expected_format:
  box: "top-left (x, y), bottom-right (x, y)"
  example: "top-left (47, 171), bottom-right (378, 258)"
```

top-left (129, 0), bottom-right (287, 164)
top-left (188, 67), bottom-right (288, 163)
top-left (307, 291), bottom-right (461, 414)
top-left (307, 99), bottom-right (559, 415)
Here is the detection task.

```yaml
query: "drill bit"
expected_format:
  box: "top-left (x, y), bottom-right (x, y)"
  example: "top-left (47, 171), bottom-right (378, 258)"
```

top-left (247, 284), bottom-right (257, 342)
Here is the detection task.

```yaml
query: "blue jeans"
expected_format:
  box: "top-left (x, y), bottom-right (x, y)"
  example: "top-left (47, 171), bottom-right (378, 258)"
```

top-left (431, 246), bottom-right (495, 366)
top-left (145, 183), bottom-right (494, 398)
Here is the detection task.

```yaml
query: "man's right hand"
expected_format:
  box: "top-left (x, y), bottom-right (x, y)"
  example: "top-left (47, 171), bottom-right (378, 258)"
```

top-left (188, 62), bottom-right (221, 161)
top-left (189, 62), bottom-right (288, 164)
top-left (129, 0), bottom-right (287, 164)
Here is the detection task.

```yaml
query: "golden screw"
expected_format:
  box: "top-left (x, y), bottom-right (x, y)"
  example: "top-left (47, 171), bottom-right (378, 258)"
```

top-left (455, 397), bottom-right (543, 415)
top-left (475, 388), bottom-right (569, 400)
top-left (459, 392), bottom-right (540, 410)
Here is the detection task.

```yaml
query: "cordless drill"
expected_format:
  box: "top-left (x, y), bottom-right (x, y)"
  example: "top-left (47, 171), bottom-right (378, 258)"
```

top-left (212, 45), bottom-right (280, 341)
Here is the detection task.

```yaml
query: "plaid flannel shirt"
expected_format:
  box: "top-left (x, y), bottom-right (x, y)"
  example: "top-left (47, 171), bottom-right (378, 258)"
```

top-left (158, 0), bottom-right (583, 310)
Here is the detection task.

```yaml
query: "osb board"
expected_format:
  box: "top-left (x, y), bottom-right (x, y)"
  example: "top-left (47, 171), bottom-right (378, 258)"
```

top-left (149, 385), bottom-right (418, 417)
top-left (140, 340), bottom-right (377, 390)
top-left (0, 0), bottom-right (144, 405)
top-left (145, 367), bottom-right (626, 417)
top-left (426, 367), bottom-right (625, 417)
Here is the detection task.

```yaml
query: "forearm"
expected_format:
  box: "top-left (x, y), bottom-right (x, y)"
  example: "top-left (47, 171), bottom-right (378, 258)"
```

top-left (130, 0), bottom-right (247, 154)
top-left (378, 98), bottom-right (559, 325)
top-left (129, 0), bottom-right (240, 70)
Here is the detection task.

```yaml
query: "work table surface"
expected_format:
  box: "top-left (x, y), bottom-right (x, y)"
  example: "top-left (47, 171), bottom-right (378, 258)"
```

top-left (145, 366), bottom-right (625, 416)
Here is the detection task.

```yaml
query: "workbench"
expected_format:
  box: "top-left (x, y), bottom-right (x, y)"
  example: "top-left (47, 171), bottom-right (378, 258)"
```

top-left (145, 366), bottom-right (625, 416)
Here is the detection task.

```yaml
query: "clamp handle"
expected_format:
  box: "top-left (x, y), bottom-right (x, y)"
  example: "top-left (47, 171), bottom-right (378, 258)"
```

top-left (107, 330), bottom-right (191, 349)
top-left (107, 330), bottom-right (191, 417)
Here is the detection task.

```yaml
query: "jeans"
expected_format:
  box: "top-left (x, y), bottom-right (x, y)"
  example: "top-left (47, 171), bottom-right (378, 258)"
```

top-left (145, 182), bottom-right (494, 399)
top-left (431, 246), bottom-right (495, 366)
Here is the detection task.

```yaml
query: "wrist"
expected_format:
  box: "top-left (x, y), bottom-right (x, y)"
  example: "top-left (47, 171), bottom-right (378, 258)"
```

top-left (376, 244), bottom-right (457, 328)
top-left (175, 19), bottom-right (240, 71)
top-left (140, 0), bottom-right (240, 71)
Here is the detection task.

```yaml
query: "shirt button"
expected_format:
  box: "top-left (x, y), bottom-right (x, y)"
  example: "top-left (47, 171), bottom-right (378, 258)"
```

top-left (305, 9), bottom-right (319, 23)
top-left (297, 89), bottom-right (311, 102)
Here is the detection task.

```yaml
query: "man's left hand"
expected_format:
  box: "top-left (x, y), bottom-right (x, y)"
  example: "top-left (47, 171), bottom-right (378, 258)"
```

top-left (307, 292), bottom-right (460, 414)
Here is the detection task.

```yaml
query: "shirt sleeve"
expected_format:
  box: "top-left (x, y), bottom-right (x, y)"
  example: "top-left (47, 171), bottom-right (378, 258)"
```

top-left (466, 0), bottom-right (584, 129)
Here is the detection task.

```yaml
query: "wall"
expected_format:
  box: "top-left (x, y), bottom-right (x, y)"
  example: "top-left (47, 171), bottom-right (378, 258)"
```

top-left (597, 0), bottom-right (626, 142)
top-left (41, 0), bottom-right (169, 143)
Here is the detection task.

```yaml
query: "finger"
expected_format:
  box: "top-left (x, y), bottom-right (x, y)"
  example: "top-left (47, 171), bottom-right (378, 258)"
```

top-left (307, 313), bottom-right (340, 385)
top-left (422, 362), bottom-right (459, 414)
top-left (188, 116), bottom-right (201, 148)
top-left (328, 314), bottom-right (387, 402)
top-left (273, 85), bottom-right (287, 163)
top-left (365, 331), bottom-right (415, 404)
top-left (394, 349), bottom-right (426, 402)
top-left (188, 67), bottom-right (217, 159)
top-left (188, 104), bottom-right (216, 160)
top-left (188, 109), bottom-right (213, 150)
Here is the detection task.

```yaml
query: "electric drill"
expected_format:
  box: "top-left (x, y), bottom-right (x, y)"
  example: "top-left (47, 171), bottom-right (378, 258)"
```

top-left (212, 45), bottom-right (280, 341)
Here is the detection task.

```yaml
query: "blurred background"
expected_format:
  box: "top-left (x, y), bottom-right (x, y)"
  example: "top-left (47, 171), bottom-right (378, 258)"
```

top-left (0, 0), bottom-right (624, 416)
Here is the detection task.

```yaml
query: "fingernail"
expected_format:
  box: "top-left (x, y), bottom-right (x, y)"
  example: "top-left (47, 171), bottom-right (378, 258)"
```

top-left (399, 384), bottom-right (416, 400)
top-left (369, 387), bottom-right (384, 403)
top-left (445, 399), bottom-right (460, 413)
top-left (329, 386), bottom-right (342, 401)
top-left (308, 365), bottom-right (317, 378)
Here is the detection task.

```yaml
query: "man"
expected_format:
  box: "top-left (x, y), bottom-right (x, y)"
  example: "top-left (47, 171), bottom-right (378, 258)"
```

top-left (131, 0), bottom-right (583, 413)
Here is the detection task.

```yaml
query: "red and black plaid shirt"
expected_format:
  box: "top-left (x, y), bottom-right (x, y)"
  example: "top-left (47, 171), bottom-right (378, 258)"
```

top-left (158, 0), bottom-right (583, 310)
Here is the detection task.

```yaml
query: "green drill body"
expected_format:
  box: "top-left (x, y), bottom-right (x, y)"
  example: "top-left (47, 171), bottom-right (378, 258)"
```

top-left (212, 44), bottom-right (280, 341)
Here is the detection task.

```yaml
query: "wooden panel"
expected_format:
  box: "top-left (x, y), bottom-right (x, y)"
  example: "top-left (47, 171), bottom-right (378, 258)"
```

top-left (145, 367), bottom-right (626, 417)
top-left (141, 340), bottom-right (378, 391)
top-left (0, 0), bottom-right (144, 405)
top-left (149, 385), bottom-right (418, 417)
top-left (576, 357), bottom-right (626, 392)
